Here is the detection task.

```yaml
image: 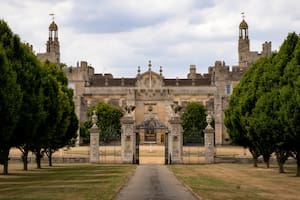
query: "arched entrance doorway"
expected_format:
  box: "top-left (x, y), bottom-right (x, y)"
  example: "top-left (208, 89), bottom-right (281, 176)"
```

top-left (135, 117), bottom-right (168, 164)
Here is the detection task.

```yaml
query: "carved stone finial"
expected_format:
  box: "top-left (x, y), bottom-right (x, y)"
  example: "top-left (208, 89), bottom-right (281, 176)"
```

top-left (148, 60), bottom-right (152, 71)
top-left (206, 114), bottom-right (213, 129)
top-left (171, 103), bottom-right (182, 115)
top-left (241, 12), bottom-right (245, 20)
top-left (49, 13), bottom-right (55, 21)
top-left (159, 66), bottom-right (163, 76)
top-left (124, 105), bottom-right (136, 115)
top-left (92, 110), bottom-right (98, 128)
top-left (137, 66), bottom-right (141, 75)
top-left (206, 114), bottom-right (212, 125)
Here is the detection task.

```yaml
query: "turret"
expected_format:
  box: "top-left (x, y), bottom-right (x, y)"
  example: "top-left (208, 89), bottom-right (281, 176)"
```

top-left (238, 15), bottom-right (250, 68)
top-left (46, 14), bottom-right (60, 64)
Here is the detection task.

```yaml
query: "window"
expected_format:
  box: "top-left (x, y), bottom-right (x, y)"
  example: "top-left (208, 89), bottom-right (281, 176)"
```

top-left (68, 82), bottom-right (75, 90)
top-left (226, 84), bottom-right (232, 95)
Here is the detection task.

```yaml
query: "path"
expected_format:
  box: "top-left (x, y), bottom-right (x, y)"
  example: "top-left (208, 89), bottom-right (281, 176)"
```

top-left (114, 165), bottom-right (198, 200)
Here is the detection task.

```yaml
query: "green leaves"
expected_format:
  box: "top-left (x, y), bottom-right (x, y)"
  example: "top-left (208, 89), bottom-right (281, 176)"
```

top-left (87, 102), bottom-right (123, 144)
top-left (181, 102), bottom-right (207, 144)
top-left (225, 32), bottom-right (300, 174)
top-left (0, 20), bottom-right (78, 173)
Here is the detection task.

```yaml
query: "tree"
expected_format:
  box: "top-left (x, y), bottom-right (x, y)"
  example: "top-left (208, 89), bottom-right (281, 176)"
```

top-left (0, 20), bottom-right (42, 174)
top-left (278, 34), bottom-right (300, 176)
top-left (80, 120), bottom-right (93, 144)
top-left (38, 61), bottom-right (78, 167)
top-left (88, 102), bottom-right (123, 144)
top-left (11, 42), bottom-right (46, 171)
top-left (0, 22), bottom-right (47, 171)
top-left (224, 66), bottom-right (262, 167)
top-left (0, 43), bottom-right (22, 175)
top-left (225, 32), bottom-right (300, 175)
top-left (181, 102), bottom-right (207, 144)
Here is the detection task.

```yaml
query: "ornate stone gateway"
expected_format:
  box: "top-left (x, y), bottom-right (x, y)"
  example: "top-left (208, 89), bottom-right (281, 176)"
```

top-left (136, 117), bottom-right (167, 143)
top-left (135, 117), bottom-right (169, 164)
top-left (120, 103), bottom-right (186, 164)
top-left (89, 103), bottom-right (215, 164)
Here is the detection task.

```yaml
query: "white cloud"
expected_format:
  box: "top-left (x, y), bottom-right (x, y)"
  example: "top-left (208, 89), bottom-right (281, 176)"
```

top-left (0, 0), bottom-right (299, 78)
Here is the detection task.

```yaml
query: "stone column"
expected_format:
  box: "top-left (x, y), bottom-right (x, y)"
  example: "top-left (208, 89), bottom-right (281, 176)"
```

top-left (75, 96), bottom-right (81, 146)
top-left (204, 114), bottom-right (215, 163)
top-left (121, 105), bottom-right (136, 164)
top-left (168, 109), bottom-right (183, 164)
top-left (121, 115), bottom-right (135, 163)
top-left (89, 110), bottom-right (99, 163)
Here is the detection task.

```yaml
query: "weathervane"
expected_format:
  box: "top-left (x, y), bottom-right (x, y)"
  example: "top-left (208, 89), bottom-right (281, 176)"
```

top-left (241, 12), bottom-right (245, 20)
top-left (49, 13), bottom-right (55, 21)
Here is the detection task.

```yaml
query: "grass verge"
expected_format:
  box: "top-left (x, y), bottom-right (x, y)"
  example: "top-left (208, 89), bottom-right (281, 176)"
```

top-left (0, 164), bottom-right (136, 200)
top-left (169, 163), bottom-right (299, 200)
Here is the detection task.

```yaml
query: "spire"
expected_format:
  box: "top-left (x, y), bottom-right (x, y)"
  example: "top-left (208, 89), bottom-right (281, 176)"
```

top-left (46, 14), bottom-right (60, 63)
top-left (238, 12), bottom-right (250, 67)
top-left (50, 13), bottom-right (55, 21)
top-left (239, 12), bottom-right (248, 39)
top-left (241, 12), bottom-right (245, 20)
top-left (48, 13), bottom-right (58, 40)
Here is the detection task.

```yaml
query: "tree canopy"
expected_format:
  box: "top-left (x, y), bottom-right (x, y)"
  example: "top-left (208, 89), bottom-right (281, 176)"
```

top-left (0, 20), bottom-right (78, 174)
top-left (84, 102), bottom-right (123, 144)
top-left (181, 102), bottom-right (207, 144)
top-left (225, 32), bottom-right (300, 176)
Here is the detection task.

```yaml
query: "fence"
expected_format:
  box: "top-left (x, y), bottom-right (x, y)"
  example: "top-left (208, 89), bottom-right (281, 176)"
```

top-left (8, 145), bottom-right (255, 164)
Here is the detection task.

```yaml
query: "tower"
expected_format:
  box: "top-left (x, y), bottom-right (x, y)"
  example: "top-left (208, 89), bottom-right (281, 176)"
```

top-left (37, 15), bottom-right (61, 64)
top-left (238, 15), bottom-right (249, 68)
top-left (46, 19), bottom-right (60, 64)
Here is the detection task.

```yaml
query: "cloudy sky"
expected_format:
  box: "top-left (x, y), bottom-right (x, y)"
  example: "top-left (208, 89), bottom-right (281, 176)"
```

top-left (0, 0), bottom-right (299, 78)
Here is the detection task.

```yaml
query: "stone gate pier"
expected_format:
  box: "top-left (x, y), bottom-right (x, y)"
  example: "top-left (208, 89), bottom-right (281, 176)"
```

top-left (204, 114), bottom-right (215, 163)
top-left (89, 110), bottom-right (99, 163)
top-left (168, 104), bottom-right (183, 164)
top-left (121, 105), bottom-right (136, 164)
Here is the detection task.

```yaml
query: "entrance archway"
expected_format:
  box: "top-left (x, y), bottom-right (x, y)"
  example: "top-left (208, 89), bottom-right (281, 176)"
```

top-left (135, 117), bottom-right (168, 164)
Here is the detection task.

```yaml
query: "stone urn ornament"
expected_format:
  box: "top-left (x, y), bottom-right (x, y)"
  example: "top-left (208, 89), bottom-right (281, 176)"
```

top-left (206, 114), bottom-right (212, 125)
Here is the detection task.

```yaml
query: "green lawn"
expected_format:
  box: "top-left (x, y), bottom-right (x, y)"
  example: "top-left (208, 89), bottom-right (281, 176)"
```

top-left (169, 163), bottom-right (300, 200)
top-left (0, 164), bottom-right (136, 200)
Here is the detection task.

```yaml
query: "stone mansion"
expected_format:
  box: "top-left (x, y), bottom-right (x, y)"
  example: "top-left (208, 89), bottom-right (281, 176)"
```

top-left (37, 18), bottom-right (272, 146)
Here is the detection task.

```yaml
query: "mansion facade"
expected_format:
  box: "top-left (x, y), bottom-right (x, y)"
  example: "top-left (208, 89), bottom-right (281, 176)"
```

top-left (37, 18), bottom-right (272, 145)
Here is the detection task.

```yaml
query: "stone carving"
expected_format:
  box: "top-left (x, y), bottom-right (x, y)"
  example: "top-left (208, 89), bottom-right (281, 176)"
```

top-left (204, 114), bottom-right (215, 163)
top-left (121, 109), bottom-right (135, 163)
top-left (124, 105), bottom-right (135, 116)
top-left (171, 103), bottom-right (182, 116)
top-left (90, 110), bottom-right (99, 163)
top-left (206, 114), bottom-right (213, 128)
top-left (91, 110), bottom-right (98, 129)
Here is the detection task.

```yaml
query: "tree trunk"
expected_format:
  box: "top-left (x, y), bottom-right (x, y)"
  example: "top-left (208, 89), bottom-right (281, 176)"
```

top-left (263, 154), bottom-right (270, 168)
top-left (3, 159), bottom-right (8, 175)
top-left (249, 147), bottom-right (259, 168)
top-left (1, 148), bottom-right (10, 175)
top-left (48, 150), bottom-right (52, 167)
top-left (275, 150), bottom-right (288, 173)
top-left (253, 156), bottom-right (258, 167)
top-left (265, 160), bottom-right (270, 169)
top-left (278, 162), bottom-right (284, 173)
top-left (21, 149), bottom-right (29, 171)
top-left (35, 149), bottom-right (42, 169)
top-left (296, 151), bottom-right (300, 177)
